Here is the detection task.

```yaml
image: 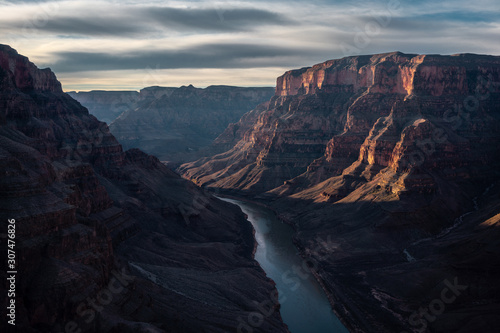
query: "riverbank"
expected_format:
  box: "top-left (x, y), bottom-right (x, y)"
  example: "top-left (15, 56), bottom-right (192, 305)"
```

top-left (215, 193), bottom-right (357, 333)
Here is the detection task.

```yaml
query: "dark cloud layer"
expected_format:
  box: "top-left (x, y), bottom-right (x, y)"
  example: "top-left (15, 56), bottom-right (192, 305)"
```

top-left (0, 6), bottom-right (292, 37)
top-left (147, 7), bottom-right (292, 32)
top-left (41, 17), bottom-right (148, 36)
top-left (50, 43), bottom-right (313, 72)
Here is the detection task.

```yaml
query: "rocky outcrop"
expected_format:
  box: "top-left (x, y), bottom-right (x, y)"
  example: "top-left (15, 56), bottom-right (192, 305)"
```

top-left (0, 46), bottom-right (62, 93)
top-left (0, 45), bottom-right (287, 333)
top-left (180, 52), bottom-right (500, 332)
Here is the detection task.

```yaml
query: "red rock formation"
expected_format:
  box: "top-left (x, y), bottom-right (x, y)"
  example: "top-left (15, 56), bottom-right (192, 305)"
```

top-left (180, 52), bottom-right (500, 332)
top-left (181, 52), bottom-right (500, 202)
top-left (0, 45), bottom-right (287, 333)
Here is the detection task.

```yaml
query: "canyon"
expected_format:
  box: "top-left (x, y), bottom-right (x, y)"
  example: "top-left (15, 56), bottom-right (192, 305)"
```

top-left (0, 45), bottom-right (288, 333)
top-left (2, 44), bottom-right (500, 333)
top-left (180, 52), bottom-right (500, 332)
top-left (69, 85), bottom-right (274, 165)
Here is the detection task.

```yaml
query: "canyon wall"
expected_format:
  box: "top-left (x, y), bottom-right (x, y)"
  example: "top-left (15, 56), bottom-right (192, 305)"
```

top-left (181, 52), bottom-right (500, 203)
top-left (180, 52), bottom-right (500, 332)
top-left (0, 45), bottom-right (288, 333)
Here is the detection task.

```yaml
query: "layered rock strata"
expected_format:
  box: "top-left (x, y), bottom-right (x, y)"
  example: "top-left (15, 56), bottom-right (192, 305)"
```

top-left (180, 52), bottom-right (500, 332)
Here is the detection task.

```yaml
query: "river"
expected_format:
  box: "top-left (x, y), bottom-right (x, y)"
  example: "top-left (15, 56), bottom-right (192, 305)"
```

top-left (219, 197), bottom-right (349, 333)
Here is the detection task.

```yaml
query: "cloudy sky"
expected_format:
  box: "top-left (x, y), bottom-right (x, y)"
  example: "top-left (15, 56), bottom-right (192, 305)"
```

top-left (1, 0), bottom-right (499, 91)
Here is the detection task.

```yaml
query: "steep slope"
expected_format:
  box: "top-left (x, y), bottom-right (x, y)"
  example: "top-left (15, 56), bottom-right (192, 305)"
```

top-left (180, 52), bottom-right (500, 332)
top-left (106, 85), bottom-right (274, 165)
top-left (0, 45), bottom-right (287, 333)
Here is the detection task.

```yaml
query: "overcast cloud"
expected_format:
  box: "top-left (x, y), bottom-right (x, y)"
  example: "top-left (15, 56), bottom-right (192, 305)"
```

top-left (1, 0), bottom-right (499, 91)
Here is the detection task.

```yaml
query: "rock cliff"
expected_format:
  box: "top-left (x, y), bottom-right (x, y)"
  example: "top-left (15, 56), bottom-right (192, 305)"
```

top-left (180, 52), bottom-right (500, 332)
top-left (181, 52), bottom-right (500, 200)
top-left (0, 45), bottom-right (288, 333)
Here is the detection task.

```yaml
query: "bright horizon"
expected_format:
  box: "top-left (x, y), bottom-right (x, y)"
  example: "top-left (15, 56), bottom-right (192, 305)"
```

top-left (2, 0), bottom-right (500, 91)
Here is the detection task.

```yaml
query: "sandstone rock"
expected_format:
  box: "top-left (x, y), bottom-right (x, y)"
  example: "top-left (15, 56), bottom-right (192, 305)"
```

top-left (180, 52), bottom-right (500, 332)
top-left (181, 52), bottom-right (500, 202)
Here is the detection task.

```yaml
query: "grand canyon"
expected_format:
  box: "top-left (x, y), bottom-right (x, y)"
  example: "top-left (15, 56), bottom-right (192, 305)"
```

top-left (2, 4), bottom-right (500, 332)
top-left (2, 44), bottom-right (499, 333)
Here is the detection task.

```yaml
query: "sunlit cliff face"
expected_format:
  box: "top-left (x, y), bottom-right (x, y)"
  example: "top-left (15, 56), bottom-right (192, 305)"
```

top-left (275, 53), bottom-right (476, 97)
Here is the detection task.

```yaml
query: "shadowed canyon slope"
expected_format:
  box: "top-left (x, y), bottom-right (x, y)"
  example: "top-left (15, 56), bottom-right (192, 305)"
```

top-left (0, 45), bottom-right (288, 333)
top-left (180, 52), bottom-right (500, 332)
top-left (70, 86), bottom-right (274, 165)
